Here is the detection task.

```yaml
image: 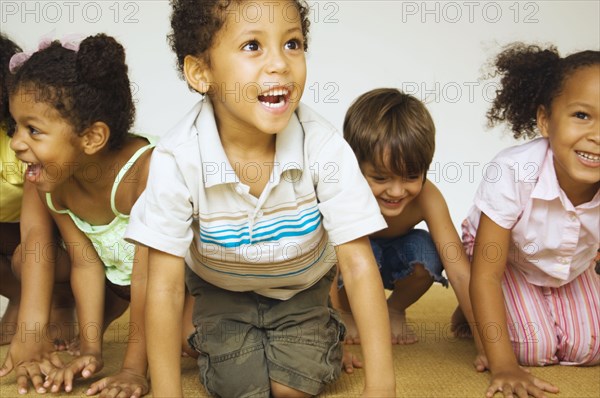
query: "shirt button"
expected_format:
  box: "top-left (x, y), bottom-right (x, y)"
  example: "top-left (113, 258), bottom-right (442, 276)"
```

top-left (568, 213), bottom-right (576, 221)
top-left (257, 211), bottom-right (264, 217)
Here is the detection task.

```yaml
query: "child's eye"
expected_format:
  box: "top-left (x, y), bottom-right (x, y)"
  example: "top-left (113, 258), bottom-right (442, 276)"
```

top-left (574, 111), bottom-right (589, 120)
top-left (28, 126), bottom-right (41, 136)
top-left (406, 174), bottom-right (422, 181)
top-left (285, 39), bottom-right (303, 51)
top-left (370, 175), bottom-right (388, 183)
top-left (242, 41), bottom-right (260, 51)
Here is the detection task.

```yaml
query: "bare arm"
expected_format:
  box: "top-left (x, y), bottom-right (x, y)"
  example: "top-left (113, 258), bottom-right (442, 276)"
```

top-left (336, 237), bottom-right (395, 397)
top-left (0, 182), bottom-right (64, 393)
top-left (43, 209), bottom-right (106, 393)
top-left (85, 245), bottom-right (150, 398)
top-left (471, 213), bottom-right (557, 398)
top-left (146, 248), bottom-right (185, 397)
top-left (419, 182), bottom-right (484, 355)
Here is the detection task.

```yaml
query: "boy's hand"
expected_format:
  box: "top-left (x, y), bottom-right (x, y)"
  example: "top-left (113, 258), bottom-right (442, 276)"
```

top-left (43, 353), bottom-right (104, 393)
top-left (342, 349), bottom-right (363, 374)
top-left (0, 339), bottom-right (63, 394)
top-left (487, 367), bottom-right (558, 398)
top-left (473, 353), bottom-right (489, 372)
top-left (86, 368), bottom-right (149, 398)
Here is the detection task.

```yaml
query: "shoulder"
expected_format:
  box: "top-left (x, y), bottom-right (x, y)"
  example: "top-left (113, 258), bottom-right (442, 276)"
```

top-left (296, 103), bottom-right (342, 146)
top-left (155, 101), bottom-right (205, 155)
top-left (417, 179), bottom-right (449, 218)
top-left (489, 138), bottom-right (548, 183)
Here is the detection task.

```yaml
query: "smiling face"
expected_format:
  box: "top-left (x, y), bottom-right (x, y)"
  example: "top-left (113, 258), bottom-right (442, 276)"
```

top-left (538, 65), bottom-right (600, 204)
top-left (9, 89), bottom-right (83, 192)
top-left (361, 161), bottom-right (425, 218)
top-left (188, 0), bottom-right (307, 138)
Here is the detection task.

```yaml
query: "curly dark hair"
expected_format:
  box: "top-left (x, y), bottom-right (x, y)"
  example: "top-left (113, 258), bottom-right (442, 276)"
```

top-left (8, 34), bottom-right (135, 150)
top-left (487, 43), bottom-right (600, 139)
top-left (0, 33), bottom-right (22, 125)
top-left (168, 0), bottom-right (310, 78)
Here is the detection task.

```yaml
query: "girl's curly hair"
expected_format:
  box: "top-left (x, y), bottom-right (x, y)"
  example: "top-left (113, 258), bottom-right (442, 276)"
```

top-left (9, 34), bottom-right (135, 150)
top-left (487, 43), bottom-right (600, 139)
top-left (0, 33), bottom-right (22, 124)
top-left (168, 0), bottom-right (310, 79)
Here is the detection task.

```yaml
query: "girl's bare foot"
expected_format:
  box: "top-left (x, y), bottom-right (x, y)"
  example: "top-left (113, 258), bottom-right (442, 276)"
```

top-left (389, 309), bottom-right (418, 345)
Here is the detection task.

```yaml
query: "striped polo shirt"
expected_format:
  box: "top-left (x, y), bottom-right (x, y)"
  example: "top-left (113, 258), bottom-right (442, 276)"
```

top-left (126, 98), bottom-right (386, 300)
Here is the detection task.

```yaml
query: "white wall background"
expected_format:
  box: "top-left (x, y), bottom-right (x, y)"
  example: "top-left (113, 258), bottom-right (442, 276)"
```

top-left (1, 0), bottom-right (599, 231)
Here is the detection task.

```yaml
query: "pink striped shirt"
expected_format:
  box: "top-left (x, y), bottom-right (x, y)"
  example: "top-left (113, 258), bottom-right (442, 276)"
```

top-left (464, 138), bottom-right (600, 287)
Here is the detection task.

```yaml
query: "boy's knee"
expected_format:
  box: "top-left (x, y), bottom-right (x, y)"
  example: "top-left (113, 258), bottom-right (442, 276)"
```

top-left (411, 263), bottom-right (435, 283)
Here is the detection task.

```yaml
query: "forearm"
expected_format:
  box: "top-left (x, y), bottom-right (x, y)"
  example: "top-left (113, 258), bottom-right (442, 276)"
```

top-left (16, 229), bottom-right (57, 343)
top-left (71, 257), bottom-right (105, 356)
top-left (470, 273), bottom-right (518, 371)
top-left (337, 238), bottom-right (395, 392)
top-left (445, 260), bottom-right (484, 352)
top-left (344, 266), bottom-right (395, 389)
top-left (146, 287), bottom-right (183, 396)
top-left (121, 247), bottom-right (148, 375)
top-left (146, 249), bottom-right (185, 397)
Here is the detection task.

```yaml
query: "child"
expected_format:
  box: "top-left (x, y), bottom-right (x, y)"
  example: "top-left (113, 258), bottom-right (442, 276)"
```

top-left (0, 32), bottom-right (25, 346)
top-left (1, 33), bottom-right (75, 352)
top-left (7, 33), bottom-right (194, 396)
top-left (125, 0), bottom-right (395, 396)
top-left (331, 89), bottom-right (484, 357)
top-left (465, 43), bottom-right (599, 397)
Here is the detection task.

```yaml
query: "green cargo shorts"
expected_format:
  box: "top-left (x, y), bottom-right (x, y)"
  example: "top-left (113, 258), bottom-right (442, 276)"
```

top-left (185, 266), bottom-right (345, 397)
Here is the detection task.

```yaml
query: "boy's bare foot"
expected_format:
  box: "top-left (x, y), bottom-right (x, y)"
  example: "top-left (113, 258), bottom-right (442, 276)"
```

top-left (389, 309), bottom-right (418, 345)
top-left (0, 301), bottom-right (19, 345)
top-left (339, 310), bottom-right (361, 345)
top-left (450, 306), bottom-right (473, 338)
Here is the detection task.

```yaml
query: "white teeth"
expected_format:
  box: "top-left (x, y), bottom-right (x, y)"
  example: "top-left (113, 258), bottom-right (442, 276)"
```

top-left (261, 100), bottom-right (285, 109)
top-left (261, 88), bottom-right (289, 97)
top-left (576, 151), bottom-right (600, 162)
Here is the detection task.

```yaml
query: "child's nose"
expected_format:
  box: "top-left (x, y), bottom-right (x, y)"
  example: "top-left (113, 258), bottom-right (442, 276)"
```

top-left (266, 49), bottom-right (288, 74)
top-left (387, 181), bottom-right (405, 197)
top-left (9, 128), bottom-right (28, 153)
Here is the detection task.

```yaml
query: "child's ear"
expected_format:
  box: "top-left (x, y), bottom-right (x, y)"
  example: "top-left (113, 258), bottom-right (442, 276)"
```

top-left (81, 121), bottom-right (110, 155)
top-left (184, 55), bottom-right (211, 94)
top-left (536, 105), bottom-right (550, 138)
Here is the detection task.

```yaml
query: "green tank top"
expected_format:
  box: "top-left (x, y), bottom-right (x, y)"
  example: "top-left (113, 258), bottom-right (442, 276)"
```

top-left (47, 139), bottom-right (155, 286)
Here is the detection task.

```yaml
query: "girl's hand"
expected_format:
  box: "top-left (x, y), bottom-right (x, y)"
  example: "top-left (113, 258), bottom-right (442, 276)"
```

top-left (342, 349), bottom-right (363, 374)
top-left (487, 367), bottom-right (559, 398)
top-left (0, 339), bottom-right (63, 394)
top-left (85, 368), bottom-right (149, 398)
top-left (43, 353), bottom-right (104, 393)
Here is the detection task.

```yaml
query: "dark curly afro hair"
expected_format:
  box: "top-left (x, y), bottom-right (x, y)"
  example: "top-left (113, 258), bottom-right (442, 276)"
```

top-left (9, 34), bottom-right (135, 150)
top-left (0, 33), bottom-right (22, 125)
top-left (487, 43), bottom-right (600, 139)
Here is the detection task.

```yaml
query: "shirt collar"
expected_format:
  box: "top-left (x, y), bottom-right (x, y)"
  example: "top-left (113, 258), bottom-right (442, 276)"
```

top-left (530, 146), bottom-right (562, 201)
top-left (196, 97), bottom-right (304, 188)
top-left (530, 145), bottom-right (600, 210)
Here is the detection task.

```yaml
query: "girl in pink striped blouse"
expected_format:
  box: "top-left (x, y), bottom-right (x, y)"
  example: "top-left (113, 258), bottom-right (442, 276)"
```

top-left (464, 43), bottom-right (599, 398)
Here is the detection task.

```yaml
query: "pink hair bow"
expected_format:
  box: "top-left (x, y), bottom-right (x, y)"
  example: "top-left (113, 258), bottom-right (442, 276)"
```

top-left (9, 32), bottom-right (84, 73)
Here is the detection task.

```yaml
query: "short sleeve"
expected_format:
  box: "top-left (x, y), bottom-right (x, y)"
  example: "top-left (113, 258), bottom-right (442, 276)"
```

top-left (312, 134), bottom-right (386, 245)
top-left (125, 145), bottom-right (194, 257)
top-left (473, 154), bottom-right (534, 230)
